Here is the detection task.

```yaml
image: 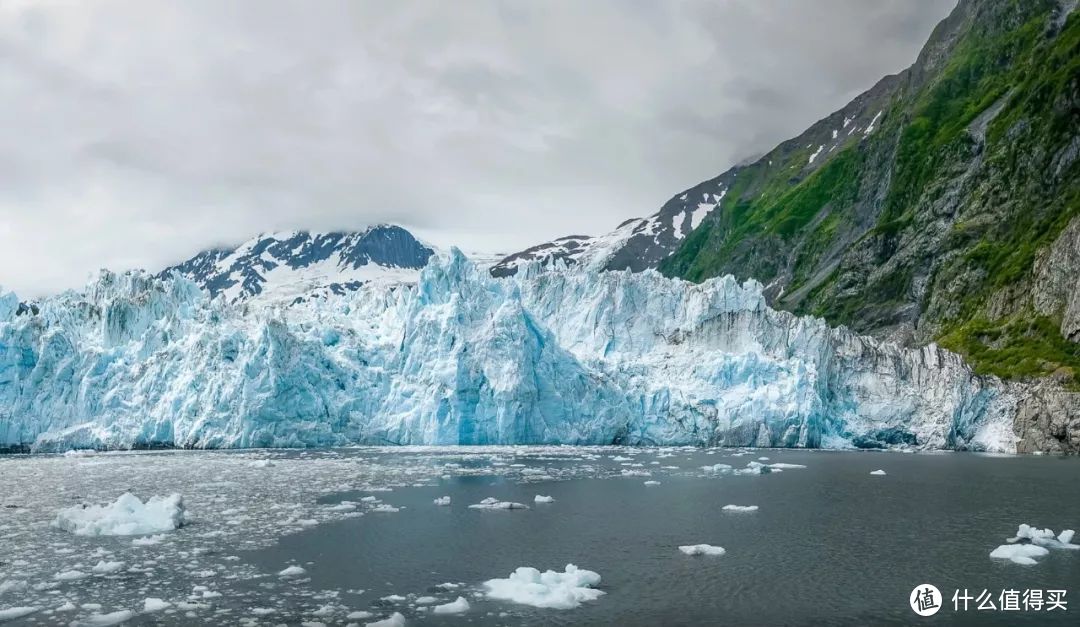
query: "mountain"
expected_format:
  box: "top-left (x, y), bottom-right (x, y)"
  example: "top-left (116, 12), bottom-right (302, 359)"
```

top-left (0, 252), bottom-right (1029, 453)
top-left (661, 0), bottom-right (1080, 386)
top-left (161, 225), bottom-right (435, 303)
top-left (496, 0), bottom-right (1080, 392)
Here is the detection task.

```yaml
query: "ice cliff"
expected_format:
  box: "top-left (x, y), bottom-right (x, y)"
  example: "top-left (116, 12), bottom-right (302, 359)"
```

top-left (0, 250), bottom-right (1019, 452)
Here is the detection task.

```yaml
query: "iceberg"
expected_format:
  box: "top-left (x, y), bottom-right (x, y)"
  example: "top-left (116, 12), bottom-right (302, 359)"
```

top-left (53, 493), bottom-right (185, 536)
top-left (483, 564), bottom-right (604, 609)
top-left (0, 251), bottom-right (1018, 451)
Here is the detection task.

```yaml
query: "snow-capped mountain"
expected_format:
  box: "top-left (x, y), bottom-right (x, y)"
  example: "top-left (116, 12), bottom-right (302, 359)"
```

top-left (162, 225), bottom-right (435, 303)
top-left (0, 251), bottom-right (1025, 452)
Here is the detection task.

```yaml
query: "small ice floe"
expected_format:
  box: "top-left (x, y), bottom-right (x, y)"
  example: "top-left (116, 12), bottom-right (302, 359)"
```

top-left (433, 496), bottom-right (451, 506)
top-left (54, 493), bottom-right (185, 537)
top-left (325, 501), bottom-right (357, 512)
top-left (735, 462), bottom-right (771, 476)
top-left (131, 534), bottom-right (167, 547)
top-left (678, 544), bottom-right (726, 556)
top-left (346, 610), bottom-right (373, 620)
top-left (722, 505), bottom-right (758, 512)
top-left (767, 463), bottom-right (806, 470)
top-left (469, 497), bottom-right (529, 510)
top-left (380, 595), bottom-right (406, 602)
top-left (620, 469), bottom-right (651, 477)
top-left (142, 598), bottom-right (171, 613)
top-left (643, 480), bottom-right (661, 486)
top-left (701, 464), bottom-right (732, 474)
top-left (278, 565), bottom-right (307, 578)
top-left (432, 596), bottom-right (470, 614)
top-left (414, 596), bottom-right (438, 604)
top-left (869, 469), bottom-right (887, 476)
top-left (371, 504), bottom-right (400, 513)
top-left (63, 449), bottom-right (96, 458)
top-left (757, 457), bottom-right (770, 461)
top-left (990, 524), bottom-right (1079, 565)
top-left (53, 570), bottom-right (88, 581)
top-left (56, 602), bottom-right (77, 612)
top-left (483, 564), bottom-right (603, 609)
top-left (70, 609), bottom-right (137, 626)
top-left (248, 459), bottom-right (275, 468)
top-left (0, 607), bottom-right (39, 621)
top-left (366, 612), bottom-right (405, 627)
top-left (534, 495), bottom-right (555, 503)
top-left (91, 560), bottom-right (125, 575)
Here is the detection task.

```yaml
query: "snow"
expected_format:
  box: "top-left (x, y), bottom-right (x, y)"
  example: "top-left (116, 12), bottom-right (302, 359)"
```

top-left (433, 496), bottom-right (451, 506)
top-left (432, 596), bottom-right (470, 614)
top-left (0, 251), bottom-right (1018, 453)
top-left (483, 564), bottom-right (604, 610)
top-left (534, 495), bottom-right (555, 503)
top-left (864, 110), bottom-right (883, 135)
top-left (808, 144), bottom-right (824, 164)
top-left (678, 544), bottom-right (726, 556)
top-left (869, 469), bottom-right (887, 476)
top-left (722, 505), bottom-right (759, 512)
top-left (366, 612), bottom-right (405, 627)
top-left (469, 497), bottom-right (529, 510)
top-left (53, 493), bottom-right (185, 537)
top-left (278, 566), bottom-right (307, 577)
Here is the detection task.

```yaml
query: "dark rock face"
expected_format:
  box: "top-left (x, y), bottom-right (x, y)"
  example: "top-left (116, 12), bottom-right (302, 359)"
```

top-left (162, 225), bottom-right (434, 301)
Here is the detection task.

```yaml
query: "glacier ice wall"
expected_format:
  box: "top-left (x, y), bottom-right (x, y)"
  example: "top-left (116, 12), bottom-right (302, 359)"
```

top-left (0, 251), bottom-right (1017, 452)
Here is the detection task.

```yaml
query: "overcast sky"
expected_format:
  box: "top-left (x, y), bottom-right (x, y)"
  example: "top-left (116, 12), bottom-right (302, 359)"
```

top-left (0, 0), bottom-right (954, 297)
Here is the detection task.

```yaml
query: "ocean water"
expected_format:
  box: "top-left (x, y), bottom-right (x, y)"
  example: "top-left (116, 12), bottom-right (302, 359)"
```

top-left (1, 447), bottom-right (1078, 625)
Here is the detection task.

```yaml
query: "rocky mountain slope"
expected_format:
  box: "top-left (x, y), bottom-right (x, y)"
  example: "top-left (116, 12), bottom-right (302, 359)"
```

top-left (660, 0), bottom-right (1079, 389)
top-left (162, 225), bottom-right (434, 304)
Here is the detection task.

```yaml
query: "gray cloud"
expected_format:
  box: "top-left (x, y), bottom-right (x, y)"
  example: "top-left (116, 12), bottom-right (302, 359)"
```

top-left (0, 0), bottom-right (954, 296)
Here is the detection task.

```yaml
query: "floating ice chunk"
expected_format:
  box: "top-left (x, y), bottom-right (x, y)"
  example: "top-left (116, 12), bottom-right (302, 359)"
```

top-left (251, 608), bottom-right (277, 616)
top-left (0, 607), bottom-right (39, 621)
top-left (433, 496), bottom-right (451, 506)
top-left (366, 612), bottom-right (405, 627)
top-left (131, 534), bottom-right (166, 547)
top-left (143, 598), bottom-right (171, 612)
top-left (380, 595), bottom-right (406, 602)
top-left (643, 481), bottom-right (661, 486)
top-left (734, 462), bottom-right (771, 476)
top-left (0, 580), bottom-right (27, 596)
top-left (249, 459), bottom-right (275, 468)
top-left (869, 470), bottom-right (887, 476)
top-left (990, 544), bottom-right (1049, 565)
top-left (91, 561), bottom-right (124, 575)
top-left (534, 495), bottom-right (555, 503)
top-left (63, 450), bottom-right (96, 457)
top-left (326, 501), bottom-right (357, 512)
top-left (767, 463), bottom-right (806, 470)
top-left (722, 505), bottom-right (759, 512)
top-left (71, 610), bottom-right (137, 626)
top-left (1007, 524), bottom-right (1080, 549)
top-left (484, 564), bottom-right (603, 610)
top-left (1060, 530), bottom-right (1075, 545)
top-left (414, 596), bottom-right (438, 604)
top-left (702, 464), bottom-right (732, 473)
top-left (757, 457), bottom-right (770, 461)
top-left (432, 596), bottom-right (470, 614)
top-left (56, 602), bottom-right (77, 612)
top-left (469, 497), bottom-right (529, 510)
top-left (620, 469), bottom-right (651, 477)
top-left (53, 570), bottom-right (88, 581)
top-left (678, 544), bottom-right (726, 556)
top-left (371, 504), bottom-right (400, 513)
top-left (278, 566), bottom-right (307, 578)
top-left (346, 610), bottom-right (373, 620)
top-left (54, 493), bottom-right (185, 537)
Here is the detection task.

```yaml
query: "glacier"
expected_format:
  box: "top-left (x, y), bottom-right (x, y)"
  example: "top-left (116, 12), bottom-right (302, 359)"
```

top-left (0, 249), bottom-right (1018, 452)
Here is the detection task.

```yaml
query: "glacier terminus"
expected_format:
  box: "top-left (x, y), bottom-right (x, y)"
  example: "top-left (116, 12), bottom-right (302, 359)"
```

top-left (0, 250), bottom-right (1023, 453)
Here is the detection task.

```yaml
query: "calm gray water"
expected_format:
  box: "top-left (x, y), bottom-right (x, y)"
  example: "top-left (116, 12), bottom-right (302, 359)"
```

top-left (2, 447), bottom-right (1078, 626)
top-left (243, 450), bottom-right (1080, 626)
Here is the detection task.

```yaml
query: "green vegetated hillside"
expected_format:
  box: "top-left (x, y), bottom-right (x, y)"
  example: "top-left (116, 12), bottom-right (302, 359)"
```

top-left (662, 0), bottom-right (1080, 386)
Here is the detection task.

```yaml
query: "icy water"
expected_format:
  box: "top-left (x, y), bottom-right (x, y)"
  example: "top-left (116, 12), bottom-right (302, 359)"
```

top-left (1, 448), bottom-right (1079, 626)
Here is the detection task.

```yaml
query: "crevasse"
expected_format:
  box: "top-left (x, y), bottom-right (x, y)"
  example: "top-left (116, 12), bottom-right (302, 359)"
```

top-left (0, 250), bottom-right (1016, 452)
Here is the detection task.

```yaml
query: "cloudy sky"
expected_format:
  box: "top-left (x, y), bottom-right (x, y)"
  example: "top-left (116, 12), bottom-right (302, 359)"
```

top-left (0, 0), bottom-right (954, 296)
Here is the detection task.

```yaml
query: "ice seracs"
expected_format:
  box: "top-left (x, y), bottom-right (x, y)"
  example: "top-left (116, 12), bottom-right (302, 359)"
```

top-left (53, 493), bottom-right (185, 537)
top-left (0, 251), bottom-right (1017, 452)
top-left (483, 565), bottom-right (604, 610)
